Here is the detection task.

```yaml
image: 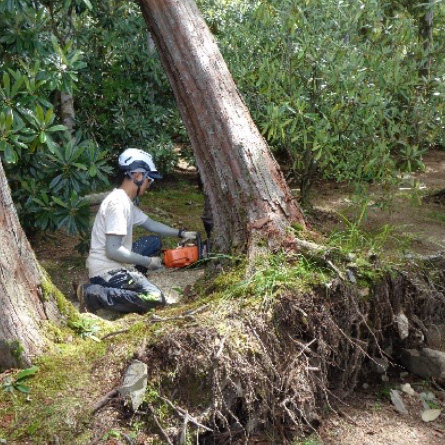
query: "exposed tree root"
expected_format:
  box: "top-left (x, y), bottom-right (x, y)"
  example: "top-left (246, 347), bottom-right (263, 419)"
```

top-left (136, 257), bottom-right (445, 443)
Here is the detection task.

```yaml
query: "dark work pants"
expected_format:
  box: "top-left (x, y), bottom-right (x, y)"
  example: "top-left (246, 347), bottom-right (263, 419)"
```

top-left (84, 236), bottom-right (165, 314)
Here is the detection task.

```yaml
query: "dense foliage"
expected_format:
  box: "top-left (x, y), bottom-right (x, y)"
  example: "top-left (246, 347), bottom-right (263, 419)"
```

top-left (0, 0), bottom-right (111, 237)
top-left (200, 0), bottom-right (445, 199)
top-left (1, 0), bottom-right (444, 235)
top-left (0, 0), bottom-right (183, 240)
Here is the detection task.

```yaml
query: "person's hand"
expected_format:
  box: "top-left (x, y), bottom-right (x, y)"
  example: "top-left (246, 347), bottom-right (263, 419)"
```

top-left (181, 231), bottom-right (198, 241)
top-left (145, 256), bottom-right (162, 270)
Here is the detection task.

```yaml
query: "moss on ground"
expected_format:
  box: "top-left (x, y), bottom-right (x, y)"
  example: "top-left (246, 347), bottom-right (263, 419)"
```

top-left (0, 340), bottom-right (106, 443)
top-left (0, 311), bottom-right (153, 444)
top-left (1, 251), bottom-right (431, 443)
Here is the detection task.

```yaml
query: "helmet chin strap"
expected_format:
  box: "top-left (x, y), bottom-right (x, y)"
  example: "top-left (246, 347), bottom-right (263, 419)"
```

top-left (128, 172), bottom-right (145, 194)
top-left (127, 171), bottom-right (153, 201)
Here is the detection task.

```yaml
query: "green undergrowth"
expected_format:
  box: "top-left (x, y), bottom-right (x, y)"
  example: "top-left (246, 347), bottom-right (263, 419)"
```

top-left (327, 200), bottom-right (411, 259)
top-left (0, 311), bottom-right (158, 443)
top-left (0, 339), bottom-right (107, 443)
top-left (426, 209), bottom-right (445, 224)
top-left (208, 253), bottom-right (332, 302)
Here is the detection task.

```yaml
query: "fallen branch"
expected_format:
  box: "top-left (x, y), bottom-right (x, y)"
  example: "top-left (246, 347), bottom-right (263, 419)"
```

top-left (294, 238), bottom-right (326, 254)
top-left (92, 388), bottom-right (119, 414)
top-left (405, 253), bottom-right (445, 264)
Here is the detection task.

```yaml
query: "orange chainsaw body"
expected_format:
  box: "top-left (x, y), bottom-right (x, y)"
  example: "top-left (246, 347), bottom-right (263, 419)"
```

top-left (163, 245), bottom-right (199, 268)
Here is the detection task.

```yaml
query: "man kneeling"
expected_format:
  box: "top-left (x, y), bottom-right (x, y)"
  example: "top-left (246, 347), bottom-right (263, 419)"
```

top-left (77, 148), bottom-right (196, 314)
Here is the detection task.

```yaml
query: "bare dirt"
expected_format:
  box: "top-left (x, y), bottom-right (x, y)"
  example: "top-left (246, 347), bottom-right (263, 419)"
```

top-left (318, 386), bottom-right (445, 445)
top-left (309, 149), bottom-right (445, 256)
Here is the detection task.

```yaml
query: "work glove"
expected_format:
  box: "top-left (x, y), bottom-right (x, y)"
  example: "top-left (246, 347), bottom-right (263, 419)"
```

top-left (180, 231), bottom-right (198, 241)
top-left (145, 256), bottom-right (163, 271)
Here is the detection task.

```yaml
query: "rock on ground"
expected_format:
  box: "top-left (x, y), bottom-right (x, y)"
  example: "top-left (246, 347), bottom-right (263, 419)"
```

top-left (401, 348), bottom-right (445, 383)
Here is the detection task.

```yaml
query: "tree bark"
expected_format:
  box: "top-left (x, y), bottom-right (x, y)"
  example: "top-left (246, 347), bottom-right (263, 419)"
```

top-left (136, 0), bottom-right (306, 256)
top-left (60, 92), bottom-right (76, 136)
top-left (0, 159), bottom-right (61, 369)
top-left (418, 0), bottom-right (434, 79)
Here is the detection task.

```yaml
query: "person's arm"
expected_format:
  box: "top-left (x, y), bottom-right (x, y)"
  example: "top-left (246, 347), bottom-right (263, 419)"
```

top-left (141, 216), bottom-right (198, 239)
top-left (141, 216), bottom-right (179, 237)
top-left (105, 234), bottom-right (161, 269)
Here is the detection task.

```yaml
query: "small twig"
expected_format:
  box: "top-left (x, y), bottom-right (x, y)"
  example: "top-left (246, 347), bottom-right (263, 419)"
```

top-left (432, 378), bottom-right (445, 392)
top-left (338, 408), bottom-right (359, 426)
top-left (184, 304), bottom-right (209, 316)
top-left (295, 338), bottom-right (317, 359)
top-left (287, 336), bottom-right (317, 356)
top-left (102, 308), bottom-right (205, 340)
top-left (432, 426), bottom-right (445, 435)
top-left (179, 412), bottom-right (190, 445)
top-left (326, 259), bottom-right (345, 280)
top-left (149, 405), bottom-right (174, 445)
top-left (214, 336), bottom-right (226, 360)
top-left (92, 388), bottom-right (119, 414)
top-left (102, 329), bottom-right (130, 340)
top-left (160, 396), bottom-right (213, 432)
top-left (122, 432), bottom-right (136, 445)
top-left (89, 427), bottom-right (110, 445)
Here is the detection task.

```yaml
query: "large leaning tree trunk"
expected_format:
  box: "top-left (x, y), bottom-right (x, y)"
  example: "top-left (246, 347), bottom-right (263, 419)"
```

top-left (137, 0), bottom-right (306, 256)
top-left (0, 159), bottom-right (62, 369)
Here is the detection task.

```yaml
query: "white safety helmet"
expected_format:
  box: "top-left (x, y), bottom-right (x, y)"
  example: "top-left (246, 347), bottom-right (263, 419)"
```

top-left (118, 148), bottom-right (162, 179)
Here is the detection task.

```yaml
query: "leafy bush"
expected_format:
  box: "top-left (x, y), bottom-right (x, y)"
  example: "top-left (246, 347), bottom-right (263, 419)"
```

top-left (76, 1), bottom-right (188, 152)
top-left (200, 0), bottom-right (445, 199)
top-left (0, 0), bottom-right (111, 238)
top-left (150, 139), bottom-right (181, 176)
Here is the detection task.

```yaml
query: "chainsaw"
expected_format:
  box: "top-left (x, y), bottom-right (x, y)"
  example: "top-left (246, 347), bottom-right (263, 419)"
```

top-left (163, 232), bottom-right (208, 268)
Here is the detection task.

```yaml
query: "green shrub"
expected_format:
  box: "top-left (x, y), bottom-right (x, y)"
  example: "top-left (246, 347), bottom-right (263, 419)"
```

top-left (200, 0), bottom-right (445, 200)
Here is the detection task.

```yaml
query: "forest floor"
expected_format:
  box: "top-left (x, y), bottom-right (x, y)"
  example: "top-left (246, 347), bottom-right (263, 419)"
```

top-left (6, 150), bottom-right (445, 444)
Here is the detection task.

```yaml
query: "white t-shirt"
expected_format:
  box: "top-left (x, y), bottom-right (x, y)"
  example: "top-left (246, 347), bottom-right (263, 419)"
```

top-left (86, 189), bottom-right (147, 278)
